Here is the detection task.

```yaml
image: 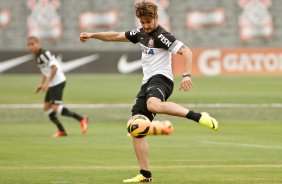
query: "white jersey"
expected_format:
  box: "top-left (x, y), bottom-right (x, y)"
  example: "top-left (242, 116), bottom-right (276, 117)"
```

top-left (125, 25), bottom-right (183, 84)
top-left (35, 49), bottom-right (66, 87)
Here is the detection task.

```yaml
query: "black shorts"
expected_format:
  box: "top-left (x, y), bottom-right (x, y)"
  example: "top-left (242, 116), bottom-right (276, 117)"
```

top-left (45, 81), bottom-right (66, 104)
top-left (131, 74), bottom-right (174, 121)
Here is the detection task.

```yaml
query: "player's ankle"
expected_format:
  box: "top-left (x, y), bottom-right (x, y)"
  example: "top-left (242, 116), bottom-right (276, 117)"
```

top-left (186, 110), bottom-right (201, 122)
top-left (140, 169), bottom-right (152, 178)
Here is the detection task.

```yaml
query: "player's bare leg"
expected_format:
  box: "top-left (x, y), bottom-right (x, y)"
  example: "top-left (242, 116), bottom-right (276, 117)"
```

top-left (147, 97), bottom-right (188, 117)
top-left (133, 137), bottom-right (150, 170)
top-left (147, 97), bottom-right (219, 130)
top-left (123, 137), bottom-right (152, 183)
top-left (43, 102), bottom-right (52, 111)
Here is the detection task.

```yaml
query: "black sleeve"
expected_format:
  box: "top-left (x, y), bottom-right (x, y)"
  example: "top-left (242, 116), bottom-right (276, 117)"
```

top-left (157, 32), bottom-right (177, 50)
top-left (125, 28), bottom-right (141, 44)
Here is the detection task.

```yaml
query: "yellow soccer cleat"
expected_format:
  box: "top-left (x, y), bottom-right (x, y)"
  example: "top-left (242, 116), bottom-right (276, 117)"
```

top-left (199, 112), bottom-right (219, 131)
top-left (123, 174), bottom-right (153, 183)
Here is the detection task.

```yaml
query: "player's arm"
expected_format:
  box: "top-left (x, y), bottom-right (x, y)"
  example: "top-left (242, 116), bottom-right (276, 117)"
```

top-left (177, 45), bottom-right (194, 92)
top-left (177, 44), bottom-right (192, 75)
top-left (41, 65), bottom-right (57, 92)
top-left (80, 32), bottom-right (129, 42)
top-left (35, 74), bottom-right (47, 94)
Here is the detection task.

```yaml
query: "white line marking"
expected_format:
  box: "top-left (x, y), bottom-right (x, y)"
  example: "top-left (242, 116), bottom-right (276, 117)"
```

top-left (0, 164), bottom-right (281, 170)
top-left (0, 103), bottom-right (282, 109)
top-left (201, 141), bottom-right (282, 150)
top-left (0, 104), bottom-right (131, 109)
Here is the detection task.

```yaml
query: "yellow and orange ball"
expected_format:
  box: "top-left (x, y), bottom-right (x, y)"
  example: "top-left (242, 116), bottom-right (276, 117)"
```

top-left (127, 114), bottom-right (151, 138)
top-left (149, 120), bottom-right (174, 135)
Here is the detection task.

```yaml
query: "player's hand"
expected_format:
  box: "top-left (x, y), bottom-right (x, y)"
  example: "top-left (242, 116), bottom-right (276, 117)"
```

top-left (179, 76), bottom-right (194, 92)
top-left (79, 32), bottom-right (91, 42)
top-left (41, 82), bottom-right (49, 93)
top-left (34, 85), bottom-right (42, 94)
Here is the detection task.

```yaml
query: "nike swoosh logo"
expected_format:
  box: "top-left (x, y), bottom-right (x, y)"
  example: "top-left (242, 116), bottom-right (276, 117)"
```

top-left (211, 119), bottom-right (215, 129)
top-left (0, 54), bottom-right (99, 73)
top-left (117, 55), bottom-right (142, 74)
top-left (57, 54), bottom-right (99, 72)
top-left (0, 54), bottom-right (33, 73)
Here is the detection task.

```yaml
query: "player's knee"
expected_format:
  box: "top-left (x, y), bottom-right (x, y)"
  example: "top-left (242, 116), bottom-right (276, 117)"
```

top-left (44, 105), bottom-right (51, 111)
top-left (51, 104), bottom-right (60, 113)
top-left (147, 100), bottom-right (162, 113)
top-left (44, 103), bottom-right (52, 111)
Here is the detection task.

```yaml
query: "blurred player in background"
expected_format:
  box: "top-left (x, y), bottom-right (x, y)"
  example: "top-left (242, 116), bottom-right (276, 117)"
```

top-left (80, 0), bottom-right (219, 182)
top-left (27, 36), bottom-right (88, 137)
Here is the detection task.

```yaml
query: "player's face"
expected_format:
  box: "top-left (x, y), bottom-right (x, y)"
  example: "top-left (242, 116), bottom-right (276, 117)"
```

top-left (139, 16), bottom-right (158, 33)
top-left (27, 40), bottom-right (40, 54)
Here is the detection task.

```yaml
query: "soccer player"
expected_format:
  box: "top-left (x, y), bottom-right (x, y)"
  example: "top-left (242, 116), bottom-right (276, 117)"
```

top-left (27, 36), bottom-right (88, 137)
top-left (79, 0), bottom-right (219, 182)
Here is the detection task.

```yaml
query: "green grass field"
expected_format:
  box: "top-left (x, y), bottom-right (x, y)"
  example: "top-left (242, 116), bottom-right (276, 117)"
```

top-left (0, 74), bottom-right (281, 184)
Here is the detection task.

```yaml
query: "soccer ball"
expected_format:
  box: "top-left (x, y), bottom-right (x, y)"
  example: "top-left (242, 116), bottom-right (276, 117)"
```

top-left (149, 120), bottom-right (174, 135)
top-left (161, 120), bottom-right (173, 135)
top-left (127, 114), bottom-right (151, 138)
top-left (149, 120), bottom-right (164, 135)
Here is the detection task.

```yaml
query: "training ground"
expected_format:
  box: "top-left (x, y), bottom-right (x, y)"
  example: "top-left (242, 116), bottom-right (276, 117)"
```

top-left (0, 74), bottom-right (281, 184)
